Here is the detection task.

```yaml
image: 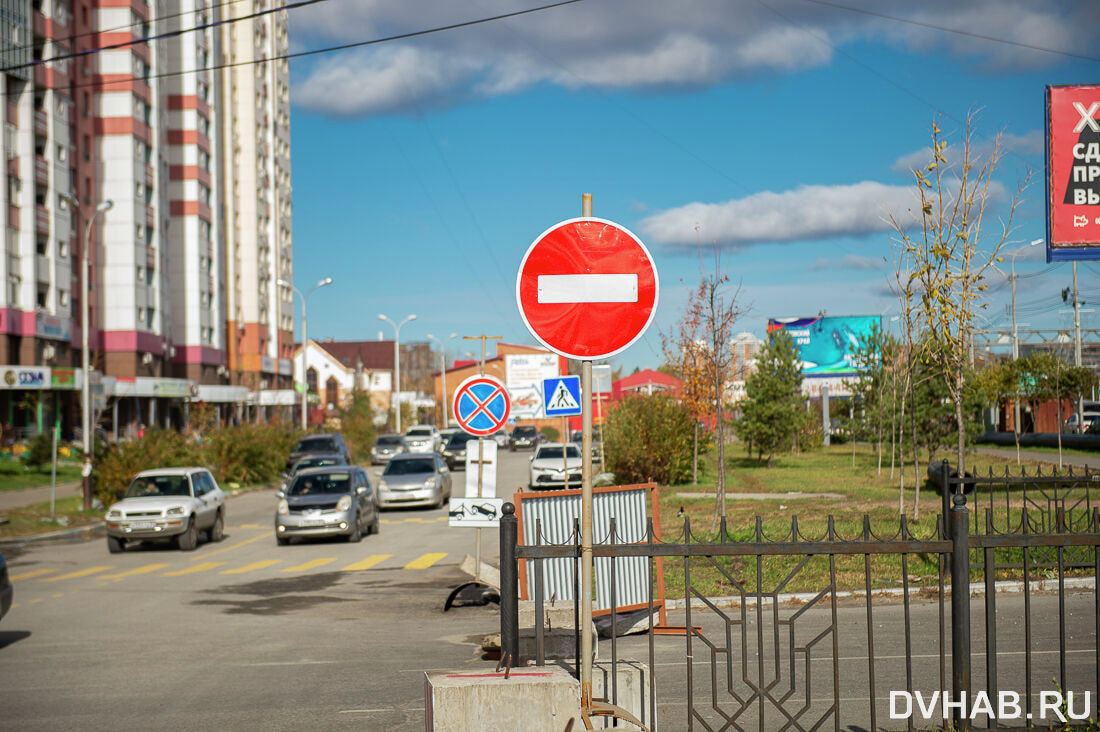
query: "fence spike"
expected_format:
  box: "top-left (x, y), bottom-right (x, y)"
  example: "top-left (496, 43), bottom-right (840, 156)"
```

top-left (827, 515), bottom-right (836, 541)
top-left (755, 515), bottom-right (763, 543)
top-left (720, 516), bottom-right (727, 543)
top-left (900, 513), bottom-right (909, 540)
top-left (862, 514), bottom-right (872, 541)
top-left (791, 514), bottom-right (799, 542)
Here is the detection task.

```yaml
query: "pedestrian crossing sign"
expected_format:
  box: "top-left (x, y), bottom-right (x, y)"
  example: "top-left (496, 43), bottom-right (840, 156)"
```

top-left (542, 375), bottom-right (582, 417)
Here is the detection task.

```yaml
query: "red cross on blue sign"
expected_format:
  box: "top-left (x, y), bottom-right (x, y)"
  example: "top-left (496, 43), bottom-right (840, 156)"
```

top-left (452, 375), bottom-right (511, 436)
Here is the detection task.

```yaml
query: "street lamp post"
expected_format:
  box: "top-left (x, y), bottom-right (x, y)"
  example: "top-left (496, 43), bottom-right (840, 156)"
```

top-left (64, 195), bottom-right (112, 511)
top-left (278, 276), bottom-right (333, 430)
top-left (426, 332), bottom-right (457, 428)
top-left (378, 313), bottom-right (416, 432)
top-left (994, 239), bottom-right (1042, 436)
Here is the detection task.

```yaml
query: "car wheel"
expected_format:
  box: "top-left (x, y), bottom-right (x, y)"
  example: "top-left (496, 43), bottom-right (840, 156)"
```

top-left (370, 505), bottom-right (380, 535)
top-left (346, 515), bottom-right (362, 543)
top-left (107, 535), bottom-right (125, 553)
top-left (206, 510), bottom-right (224, 542)
top-left (177, 517), bottom-right (199, 551)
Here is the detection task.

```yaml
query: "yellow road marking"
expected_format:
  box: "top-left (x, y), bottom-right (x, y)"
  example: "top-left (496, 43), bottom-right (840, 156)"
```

top-left (191, 531), bottom-right (268, 561)
top-left (282, 557), bottom-right (337, 573)
top-left (220, 560), bottom-right (281, 575)
top-left (40, 566), bottom-right (114, 582)
top-left (163, 561), bottom-right (226, 576)
top-left (51, 593), bottom-right (64, 598)
top-left (29, 598), bottom-right (42, 604)
top-left (236, 523), bottom-right (263, 529)
top-left (342, 554), bottom-right (392, 571)
top-left (404, 553), bottom-right (447, 569)
top-left (100, 563), bottom-right (170, 580)
top-left (11, 568), bottom-right (57, 581)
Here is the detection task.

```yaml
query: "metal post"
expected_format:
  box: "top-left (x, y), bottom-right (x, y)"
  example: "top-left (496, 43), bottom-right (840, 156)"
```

top-left (562, 416), bottom-right (569, 491)
top-left (580, 359), bottom-right (594, 706)
top-left (499, 502), bottom-right (519, 663)
top-left (300, 296), bottom-right (308, 429)
top-left (950, 492), bottom-right (971, 731)
top-left (49, 418), bottom-right (58, 517)
top-left (1072, 262), bottom-right (1084, 432)
top-left (1011, 270), bottom-right (1021, 435)
top-left (394, 334), bottom-right (401, 432)
top-left (821, 385), bottom-right (830, 447)
top-left (940, 459), bottom-right (952, 539)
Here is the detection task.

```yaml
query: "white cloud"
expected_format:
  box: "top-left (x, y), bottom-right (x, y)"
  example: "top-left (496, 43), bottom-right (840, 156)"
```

top-left (810, 254), bottom-right (886, 271)
top-left (638, 181), bottom-right (919, 247)
top-left (892, 130), bottom-right (1043, 174)
top-left (287, 1), bottom-right (1092, 117)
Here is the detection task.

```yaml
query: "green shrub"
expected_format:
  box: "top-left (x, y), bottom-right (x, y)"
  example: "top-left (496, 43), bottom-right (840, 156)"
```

top-left (602, 395), bottom-right (695, 485)
top-left (93, 428), bottom-right (200, 505)
top-left (205, 423), bottom-right (299, 486)
top-left (337, 391), bottom-right (378, 464)
top-left (540, 425), bottom-right (560, 442)
top-left (22, 431), bottom-right (55, 471)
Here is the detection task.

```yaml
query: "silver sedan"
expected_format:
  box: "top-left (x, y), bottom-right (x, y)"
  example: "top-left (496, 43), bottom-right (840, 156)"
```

top-left (377, 453), bottom-right (452, 509)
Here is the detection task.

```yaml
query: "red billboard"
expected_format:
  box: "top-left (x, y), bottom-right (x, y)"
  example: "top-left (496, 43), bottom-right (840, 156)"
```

top-left (1047, 84), bottom-right (1100, 261)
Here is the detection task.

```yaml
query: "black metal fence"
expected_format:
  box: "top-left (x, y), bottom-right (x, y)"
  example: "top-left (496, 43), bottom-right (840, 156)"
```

top-left (500, 464), bottom-right (1100, 731)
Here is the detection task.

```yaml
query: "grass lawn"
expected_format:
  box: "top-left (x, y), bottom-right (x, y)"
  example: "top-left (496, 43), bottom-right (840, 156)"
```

top-left (975, 441), bottom-right (1100, 459)
top-left (650, 443), bottom-right (1092, 597)
top-left (0, 460), bottom-right (84, 491)
top-left (0, 495), bottom-right (102, 538)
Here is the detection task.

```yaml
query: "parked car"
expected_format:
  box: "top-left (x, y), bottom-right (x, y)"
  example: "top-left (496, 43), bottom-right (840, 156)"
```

top-left (570, 429), bottom-right (603, 461)
top-left (285, 434), bottom-right (351, 472)
top-left (104, 467), bottom-right (226, 552)
top-left (275, 466), bottom-right (379, 545)
top-left (0, 551), bottom-right (11, 623)
top-left (370, 434), bottom-right (408, 464)
top-left (288, 453), bottom-right (347, 475)
top-left (509, 425), bottom-right (539, 451)
top-left (528, 442), bottom-right (583, 490)
top-left (439, 427), bottom-right (461, 445)
top-left (377, 453), bottom-right (452, 509)
top-left (404, 425), bottom-right (441, 453)
top-left (491, 429), bottom-right (511, 448)
top-left (441, 431), bottom-right (477, 470)
top-left (1064, 404), bottom-right (1100, 434)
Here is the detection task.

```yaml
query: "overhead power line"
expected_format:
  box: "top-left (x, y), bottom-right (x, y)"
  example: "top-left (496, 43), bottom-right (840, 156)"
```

top-left (5, 0), bottom-right (586, 97)
top-left (1, 0), bottom-right (328, 73)
top-left (798, 0), bottom-right (1100, 63)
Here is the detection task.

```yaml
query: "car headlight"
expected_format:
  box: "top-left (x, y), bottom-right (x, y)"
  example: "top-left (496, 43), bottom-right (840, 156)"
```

top-left (424, 477), bottom-right (437, 489)
top-left (107, 509), bottom-right (121, 519)
top-left (378, 480), bottom-right (387, 491)
top-left (336, 495), bottom-right (352, 511)
top-left (277, 499), bottom-right (289, 515)
top-left (165, 506), bottom-right (184, 516)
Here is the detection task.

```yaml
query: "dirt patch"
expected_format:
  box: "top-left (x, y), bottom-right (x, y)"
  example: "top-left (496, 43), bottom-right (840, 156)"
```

top-left (193, 594), bottom-right (351, 615)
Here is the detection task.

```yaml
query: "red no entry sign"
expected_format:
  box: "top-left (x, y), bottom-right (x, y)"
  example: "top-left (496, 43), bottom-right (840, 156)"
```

top-left (452, 375), bottom-right (511, 436)
top-left (516, 217), bottom-right (659, 360)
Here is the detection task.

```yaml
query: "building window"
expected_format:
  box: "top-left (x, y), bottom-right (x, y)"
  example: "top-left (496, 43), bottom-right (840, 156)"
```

top-left (325, 377), bottom-right (338, 409)
top-left (59, 290), bottom-right (69, 306)
top-left (306, 366), bottom-right (318, 394)
top-left (56, 144), bottom-right (67, 162)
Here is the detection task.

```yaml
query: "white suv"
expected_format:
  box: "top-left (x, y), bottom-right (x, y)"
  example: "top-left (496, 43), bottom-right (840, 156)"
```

top-left (405, 424), bottom-right (441, 453)
top-left (104, 467), bottom-right (225, 552)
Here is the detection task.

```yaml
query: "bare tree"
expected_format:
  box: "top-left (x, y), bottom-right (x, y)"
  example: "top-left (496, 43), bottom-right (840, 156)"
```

top-left (890, 114), bottom-right (1031, 479)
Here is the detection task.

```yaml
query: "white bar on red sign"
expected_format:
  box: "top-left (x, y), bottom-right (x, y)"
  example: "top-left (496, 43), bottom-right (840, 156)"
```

top-left (537, 274), bottom-right (638, 304)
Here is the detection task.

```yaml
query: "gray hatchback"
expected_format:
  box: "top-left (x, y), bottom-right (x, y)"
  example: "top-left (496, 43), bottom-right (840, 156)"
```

top-left (377, 453), bottom-right (452, 509)
top-left (275, 466), bottom-right (379, 544)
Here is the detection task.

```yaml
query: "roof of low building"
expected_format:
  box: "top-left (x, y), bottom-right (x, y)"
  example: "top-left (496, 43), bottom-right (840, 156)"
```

top-left (312, 340), bottom-right (395, 371)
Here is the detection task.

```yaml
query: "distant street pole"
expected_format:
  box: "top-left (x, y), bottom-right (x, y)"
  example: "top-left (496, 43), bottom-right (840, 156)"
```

top-left (379, 313), bottom-right (417, 432)
top-left (461, 333), bottom-right (501, 584)
top-left (280, 276), bottom-right (333, 430)
top-left (426, 332), bottom-right (457, 427)
top-left (1072, 262), bottom-right (1084, 430)
top-left (994, 239), bottom-right (1040, 437)
top-left (63, 195), bottom-right (113, 511)
top-left (579, 191), bottom-right (595, 709)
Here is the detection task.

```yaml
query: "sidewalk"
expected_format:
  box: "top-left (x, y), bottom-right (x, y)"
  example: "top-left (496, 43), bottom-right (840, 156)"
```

top-left (0, 481), bottom-right (82, 512)
top-left (974, 445), bottom-right (1100, 470)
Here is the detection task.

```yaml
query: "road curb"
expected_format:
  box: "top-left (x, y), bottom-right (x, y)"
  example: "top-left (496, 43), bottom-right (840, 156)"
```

top-left (0, 522), bottom-right (105, 544)
top-left (664, 576), bottom-right (1097, 610)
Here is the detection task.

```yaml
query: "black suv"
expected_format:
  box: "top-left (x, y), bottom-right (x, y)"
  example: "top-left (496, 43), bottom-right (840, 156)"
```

top-left (285, 434), bottom-right (351, 473)
top-left (509, 425), bottom-right (539, 451)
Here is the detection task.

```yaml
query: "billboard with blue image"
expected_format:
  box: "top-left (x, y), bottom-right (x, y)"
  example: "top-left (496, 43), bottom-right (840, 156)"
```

top-left (766, 315), bottom-right (880, 376)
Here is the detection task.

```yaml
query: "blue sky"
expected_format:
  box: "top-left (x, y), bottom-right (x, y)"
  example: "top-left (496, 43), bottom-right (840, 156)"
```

top-left (283, 0), bottom-right (1100, 371)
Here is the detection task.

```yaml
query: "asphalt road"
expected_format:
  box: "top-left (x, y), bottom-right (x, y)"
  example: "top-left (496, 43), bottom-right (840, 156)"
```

top-left (1, 447), bottom-right (1096, 730)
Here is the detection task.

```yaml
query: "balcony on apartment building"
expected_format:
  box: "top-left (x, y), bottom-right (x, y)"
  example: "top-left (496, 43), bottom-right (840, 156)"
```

top-left (33, 110), bottom-right (48, 138)
top-left (6, 101), bottom-right (17, 123)
top-left (36, 254), bottom-right (50, 283)
top-left (145, 205), bottom-right (155, 228)
top-left (35, 205), bottom-right (49, 234)
top-left (32, 65), bottom-right (46, 90)
top-left (146, 245), bottom-right (156, 268)
top-left (7, 204), bottom-right (18, 229)
top-left (6, 156), bottom-right (18, 179)
top-left (34, 155), bottom-right (48, 186)
top-left (145, 164), bottom-right (154, 187)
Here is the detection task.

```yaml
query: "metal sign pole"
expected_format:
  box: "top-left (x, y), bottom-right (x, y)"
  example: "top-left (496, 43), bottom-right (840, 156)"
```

top-left (579, 191), bottom-right (594, 707)
top-left (461, 333), bottom-right (500, 585)
top-left (562, 416), bottom-right (569, 491)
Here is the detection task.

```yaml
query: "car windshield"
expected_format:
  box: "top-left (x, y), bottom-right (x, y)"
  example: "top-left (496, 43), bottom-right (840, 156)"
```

top-left (384, 458), bottom-right (436, 475)
top-left (296, 437), bottom-right (336, 452)
top-left (537, 446), bottom-right (581, 460)
top-left (514, 427), bottom-right (536, 436)
top-left (293, 457), bottom-right (342, 472)
top-left (446, 433), bottom-right (475, 448)
top-left (125, 475), bottom-right (191, 498)
top-left (406, 428), bottom-right (432, 437)
top-left (376, 435), bottom-right (403, 446)
top-left (287, 472), bottom-right (353, 496)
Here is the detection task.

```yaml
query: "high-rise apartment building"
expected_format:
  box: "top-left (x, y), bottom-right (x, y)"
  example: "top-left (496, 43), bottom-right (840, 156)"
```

top-left (0, 0), bottom-right (293, 438)
top-left (220, 1), bottom-right (293, 392)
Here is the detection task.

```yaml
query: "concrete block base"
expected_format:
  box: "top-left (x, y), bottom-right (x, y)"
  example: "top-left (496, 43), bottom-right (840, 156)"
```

top-left (425, 665), bottom-right (580, 731)
top-left (592, 659), bottom-right (652, 730)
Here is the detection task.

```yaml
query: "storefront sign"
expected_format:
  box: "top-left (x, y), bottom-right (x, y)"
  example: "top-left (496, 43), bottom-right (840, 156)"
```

top-left (35, 313), bottom-right (72, 341)
top-left (0, 366), bottom-right (51, 389)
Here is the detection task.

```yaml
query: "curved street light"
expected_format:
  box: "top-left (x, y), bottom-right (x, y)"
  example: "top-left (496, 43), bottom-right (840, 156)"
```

top-left (278, 276), bottom-right (333, 430)
top-left (426, 332), bottom-right (457, 427)
top-left (378, 314), bottom-right (417, 432)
